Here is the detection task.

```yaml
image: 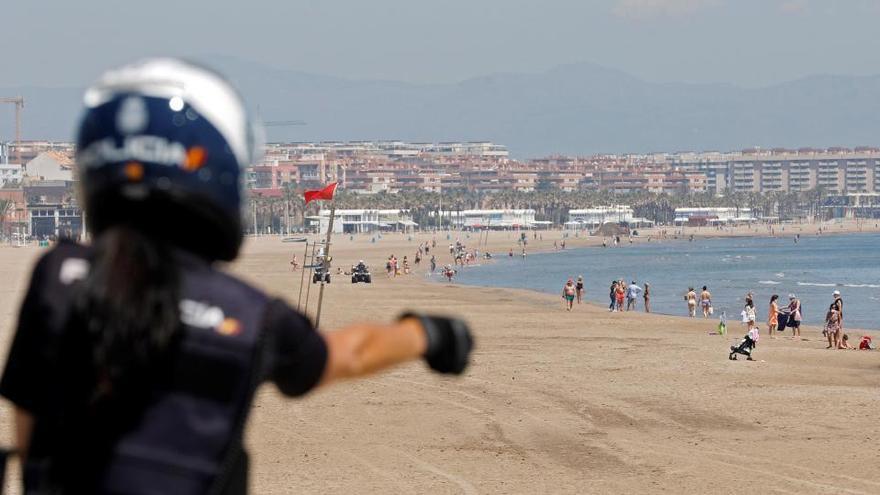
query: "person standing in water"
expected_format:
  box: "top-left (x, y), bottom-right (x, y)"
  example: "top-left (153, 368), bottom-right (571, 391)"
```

top-left (643, 283), bottom-right (651, 313)
top-left (685, 288), bottom-right (697, 317)
top-left (562, 279), bottom-right (576, 311)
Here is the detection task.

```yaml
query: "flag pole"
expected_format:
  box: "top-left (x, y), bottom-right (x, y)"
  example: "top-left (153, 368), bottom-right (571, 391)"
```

top-left (314, 199), bottom-right (336, 328)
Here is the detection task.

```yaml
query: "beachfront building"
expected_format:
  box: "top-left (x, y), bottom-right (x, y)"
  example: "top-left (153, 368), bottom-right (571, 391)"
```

top-left (434, 209), bottom-right (537, 229)
top-left (313, 209), bottom-right (416, 234)
top-left (673, 207), bottom-right (755, 225)
top-left (823, 193), bottom-right (880, 219)
top-left (566, 206), bottom-right (634, 228)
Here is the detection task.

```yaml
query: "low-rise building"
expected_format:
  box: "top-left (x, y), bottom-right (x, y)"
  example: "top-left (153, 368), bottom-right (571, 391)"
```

top-left (673, 207), bottom-right (755, 225)
top-left (313, 209), bottom-right (417, 234)
top-left (25, 151), bottom-right (75, 182)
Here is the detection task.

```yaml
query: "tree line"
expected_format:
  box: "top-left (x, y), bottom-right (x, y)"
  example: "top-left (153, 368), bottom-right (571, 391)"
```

top-left (244, 184), bottom-right (831, 234)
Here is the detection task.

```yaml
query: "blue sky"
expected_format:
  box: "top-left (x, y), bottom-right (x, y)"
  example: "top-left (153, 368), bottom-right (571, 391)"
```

top-left (5, 0), bottom-right (880, 87)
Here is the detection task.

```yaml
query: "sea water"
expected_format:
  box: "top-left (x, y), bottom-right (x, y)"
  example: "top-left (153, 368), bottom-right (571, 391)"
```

top-left (448, 232), bottom-right (880, 330)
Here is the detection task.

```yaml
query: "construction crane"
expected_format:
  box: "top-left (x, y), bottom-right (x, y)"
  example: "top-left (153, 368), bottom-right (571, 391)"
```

top-left (0, 96), bottom-right (24, 165)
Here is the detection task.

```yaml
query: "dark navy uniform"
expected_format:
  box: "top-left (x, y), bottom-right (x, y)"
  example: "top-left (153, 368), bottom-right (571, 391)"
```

top-left (0, 242), bottom-right (328, 494)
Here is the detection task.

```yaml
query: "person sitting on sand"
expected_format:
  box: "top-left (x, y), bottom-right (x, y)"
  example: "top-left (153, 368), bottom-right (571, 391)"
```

top-left (562, 279), bottom-right (576, 311)
top-left (839, 334), bottom-right (854, 350)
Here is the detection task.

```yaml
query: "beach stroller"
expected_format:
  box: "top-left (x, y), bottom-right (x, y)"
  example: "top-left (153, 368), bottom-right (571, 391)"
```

top-left (729, 328), bottom-right (759, 361)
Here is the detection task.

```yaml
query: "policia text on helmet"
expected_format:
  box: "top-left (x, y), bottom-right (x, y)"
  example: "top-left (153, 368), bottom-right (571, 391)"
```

top-left (0, 58), bottom-right (474, 495)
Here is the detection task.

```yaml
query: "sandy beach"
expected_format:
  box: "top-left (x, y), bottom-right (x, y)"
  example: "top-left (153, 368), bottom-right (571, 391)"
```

top-left (2, 222), bottom-right (879, 494)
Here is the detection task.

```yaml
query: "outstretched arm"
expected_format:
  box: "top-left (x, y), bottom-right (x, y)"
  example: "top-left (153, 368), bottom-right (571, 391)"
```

top-left (319, 315), bottom-right (472, 387)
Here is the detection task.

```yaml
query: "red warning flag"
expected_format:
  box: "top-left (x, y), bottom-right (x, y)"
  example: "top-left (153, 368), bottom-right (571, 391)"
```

top-left (304, 182), bottom-right (338, 205)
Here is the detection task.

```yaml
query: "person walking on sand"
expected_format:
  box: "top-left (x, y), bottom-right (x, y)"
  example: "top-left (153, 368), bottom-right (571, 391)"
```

top-left (824, 301), bottom-right (842, 349)
top-left (562, 279), bottom-right (577, 311)
top-left (608, 281), bottom-right (618, 312)
top-left (575, 276), bottom-right (585, 304)
top-left (768, 294), bottom-right (779, 339)
top-left (787, 294), bottom-right (802, 339)
top-left (685, 288), bottom-right (697, 317)
top-left (744, 298), bottom-right (757, 332)
top-left (700, 286), bottom-right (712, 318)
top-left (643, 283), bottom-right (651, 313)
top-left (290, 253), bottom-right (299, 271)
top-left (626, 281), bottom-right (642, 311)
top-left (830, 290), bottom-right (844, 348)
top-left (615, 282), bottom-right (626, 312)
top-left (430, 255), bottom-right (437, 273)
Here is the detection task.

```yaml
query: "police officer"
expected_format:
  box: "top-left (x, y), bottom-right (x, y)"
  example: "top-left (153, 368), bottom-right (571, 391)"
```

top-left (0, 59), bottom-right (473, 494)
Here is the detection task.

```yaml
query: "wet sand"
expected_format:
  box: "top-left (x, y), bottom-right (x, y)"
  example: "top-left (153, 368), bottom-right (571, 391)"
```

top-left (1, 223), bottom-right (879, 494)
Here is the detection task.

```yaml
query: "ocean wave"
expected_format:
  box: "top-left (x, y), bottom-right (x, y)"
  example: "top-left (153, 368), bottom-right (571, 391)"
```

top-left (775, 272), bottom-right (785, 278)
top-left (796, 282), bottom-right (880, 288)
top-left (759, 280), bottom-right (781, 285)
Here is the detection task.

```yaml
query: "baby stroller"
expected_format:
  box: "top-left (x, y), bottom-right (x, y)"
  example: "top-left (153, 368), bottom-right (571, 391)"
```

top-left (729, 328), bottom-right (759, 361)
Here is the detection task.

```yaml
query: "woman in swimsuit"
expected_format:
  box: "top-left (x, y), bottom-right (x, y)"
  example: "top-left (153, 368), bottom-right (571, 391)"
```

top-left (686, 288), bottom-right (697, 317)
top-left (575, 276), bottom-right (585, 304)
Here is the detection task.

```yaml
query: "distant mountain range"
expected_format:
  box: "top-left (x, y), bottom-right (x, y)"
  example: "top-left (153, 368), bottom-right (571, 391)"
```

top-left (3, 56), bottom-right (880, 158)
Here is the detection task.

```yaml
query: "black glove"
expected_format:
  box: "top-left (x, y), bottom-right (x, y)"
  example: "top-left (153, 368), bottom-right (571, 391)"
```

top-left (400, 313), bottom-right (473, 374)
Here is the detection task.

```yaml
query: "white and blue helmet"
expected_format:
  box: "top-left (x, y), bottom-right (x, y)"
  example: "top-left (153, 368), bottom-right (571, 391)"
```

top-left (76, 58), bottom-right (263, 261)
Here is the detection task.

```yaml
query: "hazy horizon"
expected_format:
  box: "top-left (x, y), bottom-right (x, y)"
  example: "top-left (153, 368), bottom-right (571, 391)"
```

top-left (4, 0), bottom-right (880, 88)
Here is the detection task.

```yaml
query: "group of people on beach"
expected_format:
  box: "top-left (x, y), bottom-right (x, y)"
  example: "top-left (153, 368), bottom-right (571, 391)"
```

top-left (684, 286), bottom-right (714, 318)
top-left (606, 280), bottom-right (650, 313)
